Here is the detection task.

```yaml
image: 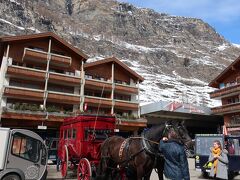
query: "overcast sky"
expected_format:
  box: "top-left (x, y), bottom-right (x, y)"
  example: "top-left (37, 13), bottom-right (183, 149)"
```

top-left (118, 0), bottom-right (240, 44)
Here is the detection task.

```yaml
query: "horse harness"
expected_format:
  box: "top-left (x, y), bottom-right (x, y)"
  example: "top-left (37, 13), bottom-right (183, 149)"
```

top-left (118, 136), bottom-right (160, 166)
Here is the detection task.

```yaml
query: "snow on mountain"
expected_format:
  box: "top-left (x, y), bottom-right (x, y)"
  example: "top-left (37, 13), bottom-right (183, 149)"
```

top-left (0, 0), bottom-right (239, 108)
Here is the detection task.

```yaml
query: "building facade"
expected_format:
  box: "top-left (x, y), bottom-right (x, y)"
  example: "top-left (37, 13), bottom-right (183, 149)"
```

top-left (209, 56), bottom-right (240, 135)
top-left (0, 32), bottom-right (146, 136)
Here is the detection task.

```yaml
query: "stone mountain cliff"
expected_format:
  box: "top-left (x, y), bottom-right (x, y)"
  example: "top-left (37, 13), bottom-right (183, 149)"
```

top-left (1, 0), bottom-right (240, 106)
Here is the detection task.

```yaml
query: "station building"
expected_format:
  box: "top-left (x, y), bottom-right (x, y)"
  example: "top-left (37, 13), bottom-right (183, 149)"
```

top-left (209, 55), bottom-right (240, 135)
top-left (141, 101), bottom-right (223, 138)
top-left (0, 32), bottom-right (146, 137)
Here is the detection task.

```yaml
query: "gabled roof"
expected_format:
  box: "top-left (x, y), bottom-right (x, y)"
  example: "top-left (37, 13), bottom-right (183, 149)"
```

top-left (0, 32), bottom-right (88, 61)
top-left (209, 55), bottom-right (240, 88)
top-left (84, 57), bottom-right (144, 82)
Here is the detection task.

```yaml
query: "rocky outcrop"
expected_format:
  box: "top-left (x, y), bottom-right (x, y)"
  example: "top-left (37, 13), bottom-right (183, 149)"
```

top-left (0, 0), bottom-right (239, 106)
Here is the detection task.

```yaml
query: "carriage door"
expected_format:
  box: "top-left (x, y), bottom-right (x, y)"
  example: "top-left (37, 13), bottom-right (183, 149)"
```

top-left (6, 132), bottom-right (44, 179)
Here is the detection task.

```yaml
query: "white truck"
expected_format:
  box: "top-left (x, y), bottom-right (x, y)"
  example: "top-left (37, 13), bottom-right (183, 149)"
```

top-left (0, 127), bottom-right (48, 180)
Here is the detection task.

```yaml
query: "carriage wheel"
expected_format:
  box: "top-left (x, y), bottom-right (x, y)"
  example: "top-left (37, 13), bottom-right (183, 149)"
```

top-left (61, 145), bottom-right (69, 178)
top-left (77, 158), bottom-right (92, 180)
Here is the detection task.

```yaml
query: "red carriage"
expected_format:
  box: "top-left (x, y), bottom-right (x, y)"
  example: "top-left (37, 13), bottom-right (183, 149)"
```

top-left (58, 115), bottom-right (116, 179)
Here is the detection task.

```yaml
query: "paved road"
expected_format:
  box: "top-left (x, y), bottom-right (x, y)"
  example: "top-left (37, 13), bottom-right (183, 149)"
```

top-left (47, 159), bottom-right (240, 180)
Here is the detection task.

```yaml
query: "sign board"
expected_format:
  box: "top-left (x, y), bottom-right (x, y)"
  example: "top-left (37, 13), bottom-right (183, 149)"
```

top-left (38, 125), bottom-right (47, 130)
top-left (114, 129), bottom-right (120, 132)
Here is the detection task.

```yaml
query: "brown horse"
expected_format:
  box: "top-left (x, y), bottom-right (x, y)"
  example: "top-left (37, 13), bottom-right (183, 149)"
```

top-left (97, 121), bottom-right (192, 180)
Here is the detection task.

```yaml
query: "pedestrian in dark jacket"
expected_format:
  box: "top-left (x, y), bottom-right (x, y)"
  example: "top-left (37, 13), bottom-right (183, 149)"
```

top-left (208, 140), bottom-right (228, 179)
top-left (159, 130), bottom-right (190, 180)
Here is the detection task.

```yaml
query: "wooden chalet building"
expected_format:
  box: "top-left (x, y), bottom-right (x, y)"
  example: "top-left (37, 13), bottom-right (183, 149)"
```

top-left (0, 32), bottom-right (146, 136)
top-left (209, 55), bottom-right (240, 135)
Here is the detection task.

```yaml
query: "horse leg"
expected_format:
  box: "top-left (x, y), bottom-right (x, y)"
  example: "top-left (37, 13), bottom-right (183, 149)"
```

top-left (157, 166), bottom-right (164, 180)
top-left (136, 165), bottom-right (145, 180)
top-left (144, 169), bottom-right (152, 180)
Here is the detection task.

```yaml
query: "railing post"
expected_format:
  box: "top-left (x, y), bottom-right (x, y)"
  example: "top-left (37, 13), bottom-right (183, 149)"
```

top-left (111, 63), bottom-right (115, 114)
top-left (80, 61), bottom-right (85, 112)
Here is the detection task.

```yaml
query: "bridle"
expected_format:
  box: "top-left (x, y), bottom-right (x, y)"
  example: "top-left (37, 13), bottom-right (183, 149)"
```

top-left (141, 123), bottom-right (177, 155)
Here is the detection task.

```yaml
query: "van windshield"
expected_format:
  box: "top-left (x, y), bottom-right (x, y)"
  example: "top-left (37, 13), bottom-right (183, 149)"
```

top-left (195, 136), bottom-right (223, 156)
top-left (12, 132), bottom-right (41, 163)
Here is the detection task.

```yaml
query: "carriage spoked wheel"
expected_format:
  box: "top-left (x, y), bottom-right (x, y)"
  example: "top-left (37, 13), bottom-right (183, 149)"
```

top-left (61, 145), bottom-right (69, 178)
top-left (77, 158), bottom-right (92, 180)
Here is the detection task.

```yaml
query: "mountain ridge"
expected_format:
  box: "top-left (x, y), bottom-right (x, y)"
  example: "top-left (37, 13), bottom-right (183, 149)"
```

top-left (1, 0), bottom-right (240, 107)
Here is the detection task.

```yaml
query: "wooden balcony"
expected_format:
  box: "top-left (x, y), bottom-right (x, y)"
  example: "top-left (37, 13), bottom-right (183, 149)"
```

top-left (50, 53), bottom-right (72, 67)
top-left (84, 96), bottom-right (112, 107)
top-left (22, 48), bottom-right (72, 67)
top-left (115, 83), bottom-right (138, 94)
top-left (7, 65), bottom-right (45, 80)
top-left (211, 102), bottom-right (240, 115)
top-left (115, 100), bottom-right (139, 110)
top-left (4, 86), bottom-right (44, 101)
top-left (23, 48), bottom-right (48, 64)
top-left (1, 110), bottom-right (67, 124)
top-left (117, 118), bottom-right (147, 128)
top-left (2, 110), bottom-right (45, 121)
top-left (210, 83), bottom-right (240, 99)
top-left (47, 91), bottom-right (80, 104)
top-left (85, 79), bottom-right (112, 91)
top-left (49, 72), bottom-right (81, 85)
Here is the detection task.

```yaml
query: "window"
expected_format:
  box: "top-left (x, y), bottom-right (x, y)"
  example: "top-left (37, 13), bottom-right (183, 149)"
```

top-left (72, 129), bottom-right (77, 139)
top-left (41, 144), bottom-right (47, 165)
top-left (12, 133), bottom-right (41, 163)
top-left (64, 130), bottom-right (68, 139)
top-left (227, 138), bottom-right (240, 156)
top-left (68, 129), bottom-right (72, 139)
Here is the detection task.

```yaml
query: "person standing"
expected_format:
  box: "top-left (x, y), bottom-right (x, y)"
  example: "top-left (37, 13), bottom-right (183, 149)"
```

top-left (208, 140), bottom-right (228, 179)
top-left (159, 130), bottom-right (190, 180)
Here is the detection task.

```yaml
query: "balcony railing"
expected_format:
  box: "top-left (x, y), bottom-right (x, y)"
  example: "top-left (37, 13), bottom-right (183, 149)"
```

top-left (47, 91), bottom-right (80, 104)
top-left (23, 48), bottom-right (48, 63)
top-left (115, 83), bottom-right (138, 94)
top-left (7, 65), bottom-right (45, 80)
top-left (114, 99), bottom-right (139, 110)
top-left (4, 86), bottom-right (44, 101)
top-left (117, 117), bottom-right (147, 127)
top-left (84, 96), bottom-right (112, 107)
top-left (50, 53), bottom-right (72, 67)
top-left (22, 48), bottom-right (72, 67)
top-left (211, 102), bottom-right (240, 114)
top-left (49, 72), bottom-right (81, 85)
top-left (85, 79), bottom-right (112, 90)
top-left (210, 83), bottom-right (240, 99)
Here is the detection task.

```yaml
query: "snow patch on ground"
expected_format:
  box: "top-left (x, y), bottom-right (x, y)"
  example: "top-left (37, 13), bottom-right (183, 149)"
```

top-left (0, 18), bottom-right (41, 33)
top-left (232, 43), bottom-right (240, 48)
top-left (217, 43), bottom-right (228, 51)
top-left (0, 18), bottom-right (24, 30)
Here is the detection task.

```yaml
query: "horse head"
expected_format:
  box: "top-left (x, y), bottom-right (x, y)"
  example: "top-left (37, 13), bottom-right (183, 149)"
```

top-left (174, 121), bottom-right (193, 149)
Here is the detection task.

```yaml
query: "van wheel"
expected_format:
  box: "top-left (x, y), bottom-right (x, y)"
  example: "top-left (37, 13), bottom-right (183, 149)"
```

top-left (3, 174), bottom-right (20, 180)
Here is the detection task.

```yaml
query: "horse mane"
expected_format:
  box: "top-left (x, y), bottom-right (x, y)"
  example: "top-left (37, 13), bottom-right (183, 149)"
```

top-left (144, 123), bottom-right (166, 142)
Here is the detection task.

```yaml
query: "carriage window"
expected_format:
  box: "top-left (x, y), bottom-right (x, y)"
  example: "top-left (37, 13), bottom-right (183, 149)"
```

top-left (72, 129), bottom-right (76, 139)
top-left (64, 130), bottom-right (68, 139)
top-left (12, 133), bottom-right (41, 163)
top-left (68, 129), bottom-right (72, 139)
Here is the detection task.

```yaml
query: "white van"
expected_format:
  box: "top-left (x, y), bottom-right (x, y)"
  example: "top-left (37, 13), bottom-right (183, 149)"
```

top-left (0, 128), bottom-right (48, 180)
